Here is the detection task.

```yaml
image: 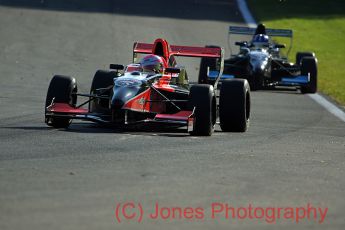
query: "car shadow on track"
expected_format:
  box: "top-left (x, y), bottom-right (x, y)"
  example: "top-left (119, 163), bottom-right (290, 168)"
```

top-left (1, 123), bottom-right (193, 137)
top-left (0, 126), bottom-right (52, 131)
top-left (253, 87), bottom-right (303, 95)
top-left (66, 122), bottom-right (194, 137)
top-left (3, 122), bottom-right (228, 137)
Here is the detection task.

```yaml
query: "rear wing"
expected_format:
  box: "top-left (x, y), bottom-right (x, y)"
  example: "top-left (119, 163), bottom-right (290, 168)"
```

top-left (133, 42), bottom-right (224, 87)
top-left (228, 26), bottom-right (293, 56)
top-left (229, 26), bottom-right (293, 37)
top-left (133, 42), bottom-right (223, 58)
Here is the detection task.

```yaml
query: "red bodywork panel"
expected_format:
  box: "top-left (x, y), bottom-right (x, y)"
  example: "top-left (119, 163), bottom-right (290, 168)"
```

top-left (47, 103), bottom-right (88, 114)
top-left (153, 77), bottom-right (175, 92)
top-left (155, 111), bottom-right (193, 121)
top-left (122, 88), bottom-right (152, 112)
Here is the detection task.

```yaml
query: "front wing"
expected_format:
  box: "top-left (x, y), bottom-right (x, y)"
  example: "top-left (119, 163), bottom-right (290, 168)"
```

top-left (278, 74), bottom-right (310, 86)
top-left (45, 103), bottom-right (195, 131)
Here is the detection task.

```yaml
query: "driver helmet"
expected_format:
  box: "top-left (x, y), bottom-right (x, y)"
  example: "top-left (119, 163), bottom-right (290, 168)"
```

top-left (252, 34), bottom-right (269, 48)
top-left (140, 54), bottom-right (165, 74)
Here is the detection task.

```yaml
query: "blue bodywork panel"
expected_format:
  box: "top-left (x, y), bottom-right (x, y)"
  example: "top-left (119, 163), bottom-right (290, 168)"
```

top-left (208, 70), bottom-right (235, 80)
top-left (279, 75), bottom-right (309, 86)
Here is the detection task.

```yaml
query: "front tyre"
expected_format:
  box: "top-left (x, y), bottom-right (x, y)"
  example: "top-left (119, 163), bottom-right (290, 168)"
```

top-left (300, 57), bottom-right (317, 94)
top-left (296, 52), bottom-right (315, 66)
top-left (89, 70), bottom-right (117, 113)
top-left (219, 79), bottom-right (250, 132)
top-left (45, 75), bottom-right (77, 128)
top-left (188, 84), bottom-right (216, 136)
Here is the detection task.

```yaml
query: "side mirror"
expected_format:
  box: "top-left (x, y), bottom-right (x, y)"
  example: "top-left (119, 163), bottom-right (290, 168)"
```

top-left (235, 41), bottom-right (247, 47)
top-left (274, 44), bottom-right (286, 49)
top-left (109, 64), bottom-right (124, 70)
top-left (165, 67), bottom-right (181, 74)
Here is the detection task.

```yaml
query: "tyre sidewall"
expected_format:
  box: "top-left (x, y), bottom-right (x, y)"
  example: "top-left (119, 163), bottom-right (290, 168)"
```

top-left (45, 75), bottom-right (77, 128)
top-left (189, 84), bottom-right (215, 136)
top-left (219, 79), bottom-right (250, 132)
top-left (301, 57), bottom-right (317, 94)
top-left (89, 70), bottom-right (116, 113)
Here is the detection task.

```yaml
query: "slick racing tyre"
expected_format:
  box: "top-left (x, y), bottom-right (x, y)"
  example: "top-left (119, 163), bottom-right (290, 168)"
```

top-left (300, 57), bottom-right (318, 94)
top-left (219, 79), bottom-right (250, 132)
top-left (198, 45), bottom-right (219, 84)
top-left (188, 84), bottom-right (216, 136)
top-left (89, 70), bottom-right (117, 113)
top-left (45, 75), bottom-right (77, 128)
top-left (296, 52), bottom-right (315, 66)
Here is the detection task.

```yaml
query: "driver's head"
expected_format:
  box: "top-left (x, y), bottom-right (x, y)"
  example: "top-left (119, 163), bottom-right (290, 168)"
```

top-left (252, 34), bottom-right (269, 48)
top-left (140, 54), bottom-right (165, 74)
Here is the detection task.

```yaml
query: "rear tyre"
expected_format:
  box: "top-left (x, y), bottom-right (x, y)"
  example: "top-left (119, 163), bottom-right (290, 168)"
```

top-left (219, 79), bottom-right (250, 132)
top-left (89, 70), bottom-right (117, 113)
top-left (45, 75), bottom-right (77, 128)
top-left (198, 45), bottom-right (219, 84)
top-left (300, 57), bottom-right (318, 94)
top-left (296, 52), bottom-right (315, 66)
top-left (188, 84), bottom-right (215, 136)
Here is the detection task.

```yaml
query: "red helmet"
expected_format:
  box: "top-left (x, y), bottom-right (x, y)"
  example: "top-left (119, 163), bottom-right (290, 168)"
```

top-left (140, 54), bottom-right (165, 74)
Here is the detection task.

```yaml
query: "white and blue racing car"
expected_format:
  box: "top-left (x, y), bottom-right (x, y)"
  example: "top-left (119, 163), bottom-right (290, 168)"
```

top-left (199, 24), bottom-right (317, 93)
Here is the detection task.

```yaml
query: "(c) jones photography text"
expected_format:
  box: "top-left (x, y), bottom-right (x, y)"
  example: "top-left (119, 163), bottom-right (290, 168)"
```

top-left (115, 201), bottom-right (328, 224)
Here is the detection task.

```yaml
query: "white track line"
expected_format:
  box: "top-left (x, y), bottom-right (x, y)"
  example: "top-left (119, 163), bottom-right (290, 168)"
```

top-left (236, 0), bottom-right (256, 27)
top-left (236, 0), bottom-right (345, 122)
top-left (308, 94), bottom-right (345, 122)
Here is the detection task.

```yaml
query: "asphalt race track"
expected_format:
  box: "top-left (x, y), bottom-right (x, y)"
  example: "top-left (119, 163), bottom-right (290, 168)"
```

top-left (0, 1), bottom-right (344, 229)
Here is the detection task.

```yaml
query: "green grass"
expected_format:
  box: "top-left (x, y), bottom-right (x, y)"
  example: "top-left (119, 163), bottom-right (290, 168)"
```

top-left (246, 0), bottom-right (345, 105)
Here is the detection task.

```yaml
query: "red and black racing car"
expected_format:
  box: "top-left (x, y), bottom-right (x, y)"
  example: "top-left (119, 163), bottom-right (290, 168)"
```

top-left (45, 38), bottom-right (250, 136)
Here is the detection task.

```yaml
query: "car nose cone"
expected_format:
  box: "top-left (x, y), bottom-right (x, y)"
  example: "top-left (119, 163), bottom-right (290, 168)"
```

top-left (111, 86), bottom-right (141, 109)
